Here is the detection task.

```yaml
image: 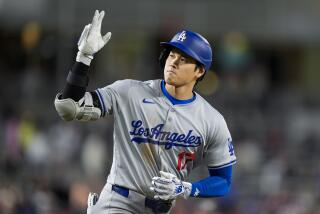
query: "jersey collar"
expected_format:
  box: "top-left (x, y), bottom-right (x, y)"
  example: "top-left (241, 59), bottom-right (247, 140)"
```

top-left (161, 80), bottom-right (196, 105)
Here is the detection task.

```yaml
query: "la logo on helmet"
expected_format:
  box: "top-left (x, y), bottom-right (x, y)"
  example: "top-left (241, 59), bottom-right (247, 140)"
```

top-left (177, 31), bottom-right (187, 42)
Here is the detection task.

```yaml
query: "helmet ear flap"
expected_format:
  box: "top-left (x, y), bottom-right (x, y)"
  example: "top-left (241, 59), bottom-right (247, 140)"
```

top-left (159, 48), bottom-right (171, 71)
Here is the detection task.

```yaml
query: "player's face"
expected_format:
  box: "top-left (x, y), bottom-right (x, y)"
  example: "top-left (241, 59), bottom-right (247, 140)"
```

top-left (164, 49), bottom-right (204, 87)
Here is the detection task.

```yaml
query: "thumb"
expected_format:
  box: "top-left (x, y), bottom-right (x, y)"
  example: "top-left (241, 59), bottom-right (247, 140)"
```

top-left (102, 32), bottom-right (112, 44)
top-left (160, 171), bottom-right (175, 179)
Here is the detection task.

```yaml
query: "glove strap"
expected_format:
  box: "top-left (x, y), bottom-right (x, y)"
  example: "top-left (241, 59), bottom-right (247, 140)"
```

top-left (182, 182), bottom-right (192, 198)
top-left (76, 51), bottom-right (93, 66)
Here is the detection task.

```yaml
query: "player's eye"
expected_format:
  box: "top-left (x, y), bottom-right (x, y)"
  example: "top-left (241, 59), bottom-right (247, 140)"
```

top-left (180, 57), bottom-right (186, 62)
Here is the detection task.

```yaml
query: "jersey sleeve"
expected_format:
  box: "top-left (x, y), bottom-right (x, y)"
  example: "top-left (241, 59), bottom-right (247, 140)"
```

top-left (204, 115), bottom-right (236, 169)
top-left (94, 79), bottom-right (131, 117)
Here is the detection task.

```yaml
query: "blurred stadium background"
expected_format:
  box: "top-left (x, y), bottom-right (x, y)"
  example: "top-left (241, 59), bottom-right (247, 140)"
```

top-left (1, 0), bottom-right (320, 213)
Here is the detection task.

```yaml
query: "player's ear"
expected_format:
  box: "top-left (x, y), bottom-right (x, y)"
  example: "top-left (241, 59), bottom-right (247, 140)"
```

top-left (195, 65), bottom-right (205, 79)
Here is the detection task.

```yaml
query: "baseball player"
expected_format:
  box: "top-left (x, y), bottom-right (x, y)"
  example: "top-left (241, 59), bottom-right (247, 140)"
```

top-left (54, 10), bottom-right (236, 214)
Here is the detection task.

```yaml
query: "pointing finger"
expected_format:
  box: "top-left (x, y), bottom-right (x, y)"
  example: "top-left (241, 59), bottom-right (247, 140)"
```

top-left (98, 10), bottom-right (105, 24)
top-left (91, 10), bottom-right (99, 28)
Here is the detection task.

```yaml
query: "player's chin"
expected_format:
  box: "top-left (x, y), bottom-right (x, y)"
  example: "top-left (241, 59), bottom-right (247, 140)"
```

top-left (165, 79), bottom-right (183, 88)
top-left (164, 75), bottom-right (176, 85)
top-left (164, 72), bottom-right (176, 81)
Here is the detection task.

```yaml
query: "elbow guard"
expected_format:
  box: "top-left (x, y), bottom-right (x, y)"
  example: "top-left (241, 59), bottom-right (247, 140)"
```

top-left (54, 92), bottom-right (101, 121)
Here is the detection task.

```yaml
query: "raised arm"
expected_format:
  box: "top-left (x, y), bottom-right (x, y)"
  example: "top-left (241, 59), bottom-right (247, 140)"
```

top-left (54, 10), bottom-right (111, 122)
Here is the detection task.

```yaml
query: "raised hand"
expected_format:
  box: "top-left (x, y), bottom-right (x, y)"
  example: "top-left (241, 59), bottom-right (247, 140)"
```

top-left (77, 10), bottom-right (112, 65)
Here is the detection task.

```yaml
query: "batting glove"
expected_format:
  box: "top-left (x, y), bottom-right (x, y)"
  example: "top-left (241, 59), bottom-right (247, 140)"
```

top-left (86, 192), bottom-right (99, 214)
top-left (77, 10), bottom-right (112, 66)
top-left (150, 171), bottom-right (192, 201)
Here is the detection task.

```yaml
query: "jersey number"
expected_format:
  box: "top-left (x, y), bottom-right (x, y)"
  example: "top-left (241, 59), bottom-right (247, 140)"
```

top-left (177, 151), bottom-right (195, 171)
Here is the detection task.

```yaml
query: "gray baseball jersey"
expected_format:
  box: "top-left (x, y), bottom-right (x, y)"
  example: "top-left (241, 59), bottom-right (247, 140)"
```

top-left (95, 79), bottom-right (236, 198)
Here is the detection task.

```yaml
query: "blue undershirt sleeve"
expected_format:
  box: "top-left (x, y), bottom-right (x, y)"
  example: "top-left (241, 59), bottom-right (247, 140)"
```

top-left (189, 165), bottom-right (232, 197)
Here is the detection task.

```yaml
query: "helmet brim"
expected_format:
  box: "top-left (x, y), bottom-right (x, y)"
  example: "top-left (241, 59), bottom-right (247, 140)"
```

top-left (160, 42), bottom-right (205, 69)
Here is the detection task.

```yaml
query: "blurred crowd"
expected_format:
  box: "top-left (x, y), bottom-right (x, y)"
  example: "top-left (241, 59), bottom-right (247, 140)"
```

top-left (1, 12), bottom-right (320, 214)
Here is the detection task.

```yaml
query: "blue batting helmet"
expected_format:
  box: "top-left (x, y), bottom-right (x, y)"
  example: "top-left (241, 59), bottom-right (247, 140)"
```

top-left (160, 30), bottom-right (213, 71)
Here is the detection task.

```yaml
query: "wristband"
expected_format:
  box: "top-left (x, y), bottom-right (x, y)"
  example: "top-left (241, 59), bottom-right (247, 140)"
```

top-left (76, 51), bottom-right (93, 66)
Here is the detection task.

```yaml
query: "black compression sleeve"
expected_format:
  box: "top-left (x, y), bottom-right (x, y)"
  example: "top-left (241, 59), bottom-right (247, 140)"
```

top-left (62, 62), bottom-right (90, 101)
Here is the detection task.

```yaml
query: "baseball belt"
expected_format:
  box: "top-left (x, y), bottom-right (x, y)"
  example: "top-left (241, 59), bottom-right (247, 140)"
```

top-left (112, 185), bottom-right (172, 213)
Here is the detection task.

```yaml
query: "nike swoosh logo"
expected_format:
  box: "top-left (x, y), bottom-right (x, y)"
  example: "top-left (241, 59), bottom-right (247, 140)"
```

top-left (142, 98), bottom-right (155, 104)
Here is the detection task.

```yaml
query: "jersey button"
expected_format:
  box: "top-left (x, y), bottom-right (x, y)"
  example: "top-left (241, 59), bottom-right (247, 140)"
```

top-left (170, 108), bottom-right (175, 112)
top-left (168, 117), bottom-right (172, 122)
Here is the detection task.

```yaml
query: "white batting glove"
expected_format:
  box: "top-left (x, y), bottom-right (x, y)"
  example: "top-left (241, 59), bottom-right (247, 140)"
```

top-left (77, 10), bottom-right (112, 66)
top-left (86, 192), bottom-right (99, 214)
top-left (150, 171), bottom-right (192, 201)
